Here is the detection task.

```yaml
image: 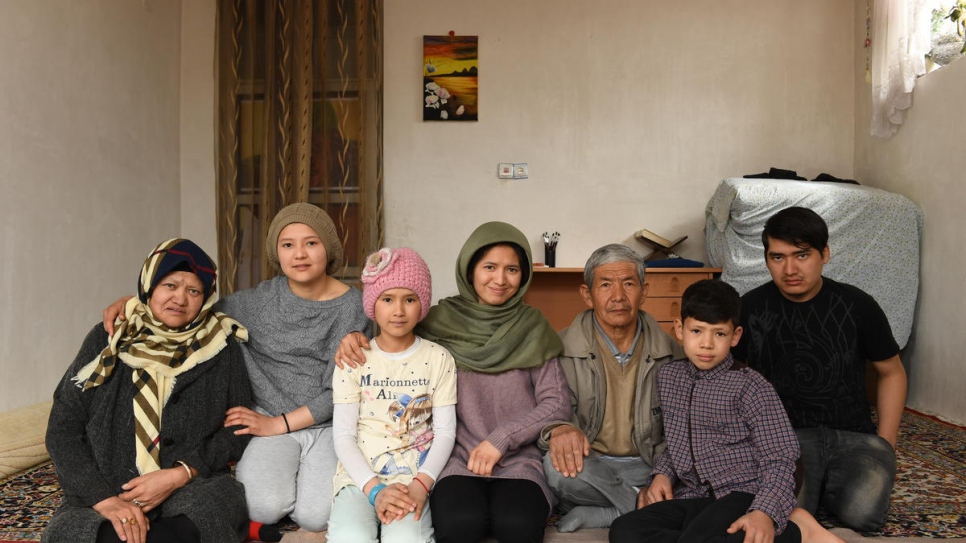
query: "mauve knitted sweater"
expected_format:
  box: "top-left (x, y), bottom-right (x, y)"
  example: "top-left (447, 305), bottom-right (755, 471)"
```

top-left (437, 358), bottom-right (571, 509)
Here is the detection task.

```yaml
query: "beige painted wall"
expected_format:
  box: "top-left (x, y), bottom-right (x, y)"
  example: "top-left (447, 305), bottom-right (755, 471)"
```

top-left (180, 0), bottom-right (218, 255)
top-left (0, 0), bottom-right (183, 411)
top-left (384, 0), bottom-right (855, 299)
top-left (854, 2), bottom-right (966, 424)
top-left (6, 0), bottom-right (961, 426)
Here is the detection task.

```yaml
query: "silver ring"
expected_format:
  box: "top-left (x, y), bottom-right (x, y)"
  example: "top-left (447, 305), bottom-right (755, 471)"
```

top-left (133, 499), bottom-right (145, 508)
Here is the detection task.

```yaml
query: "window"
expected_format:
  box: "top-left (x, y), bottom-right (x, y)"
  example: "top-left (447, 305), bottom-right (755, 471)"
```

top-left (927, 2), bottom-right (966, 70)
top-left (216, 0), bottom-right (383, 293)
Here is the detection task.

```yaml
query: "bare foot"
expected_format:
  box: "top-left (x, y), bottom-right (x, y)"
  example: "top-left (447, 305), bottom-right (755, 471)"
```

top-left (790, 508), bottom-right (845, 543)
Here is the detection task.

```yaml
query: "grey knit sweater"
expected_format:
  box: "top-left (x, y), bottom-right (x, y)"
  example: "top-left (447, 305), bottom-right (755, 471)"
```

top-left (217, 276), bottom-right (371, 426)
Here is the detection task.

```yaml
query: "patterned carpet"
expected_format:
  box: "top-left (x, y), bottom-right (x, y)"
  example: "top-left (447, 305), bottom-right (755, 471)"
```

top-left (1, 409), bottom-right (964, 541)
top-left (859, 410), bottom-right (966, 538)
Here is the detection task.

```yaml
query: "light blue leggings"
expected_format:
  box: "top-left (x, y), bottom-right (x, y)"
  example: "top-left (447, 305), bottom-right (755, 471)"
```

top-left (328, 485), bottom-right (435, 543)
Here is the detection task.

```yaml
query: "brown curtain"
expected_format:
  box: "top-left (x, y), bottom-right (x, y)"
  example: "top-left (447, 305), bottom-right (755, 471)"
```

top-left (216, 0), bottom-right (383, 295)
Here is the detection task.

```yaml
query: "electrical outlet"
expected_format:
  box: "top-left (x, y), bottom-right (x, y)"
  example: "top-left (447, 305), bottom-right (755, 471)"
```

top-left (498, 163), bottom-right (513, 179)
top-left (513, 163), bottom-right (528, 179)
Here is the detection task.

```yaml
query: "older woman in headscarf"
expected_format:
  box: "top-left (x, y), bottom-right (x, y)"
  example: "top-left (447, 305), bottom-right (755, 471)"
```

top-left (44, 239), bottom-right (252, 543)
top-left (338, 222), bottom-right (571, 543)
top-left (99, 205), bottom-right (373, 538)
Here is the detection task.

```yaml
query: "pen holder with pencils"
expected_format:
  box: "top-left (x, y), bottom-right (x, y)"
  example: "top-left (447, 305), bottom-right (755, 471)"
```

top-left (542, 231), bottom-right (559, 268)
top-left (545, 246), bottom-right (556, 268)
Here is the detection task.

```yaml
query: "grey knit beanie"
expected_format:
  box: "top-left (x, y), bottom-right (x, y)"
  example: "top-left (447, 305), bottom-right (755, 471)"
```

top-left (265, 203), bottom-right (344, 275)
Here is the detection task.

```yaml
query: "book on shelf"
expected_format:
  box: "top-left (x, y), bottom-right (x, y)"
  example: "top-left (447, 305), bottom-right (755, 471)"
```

top-left (634, 229), bottom-right (687, 251)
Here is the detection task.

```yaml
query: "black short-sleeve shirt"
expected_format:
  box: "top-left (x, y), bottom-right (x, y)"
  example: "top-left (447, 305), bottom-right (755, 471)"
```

top-left (733, 277), bottom-right (900, 434)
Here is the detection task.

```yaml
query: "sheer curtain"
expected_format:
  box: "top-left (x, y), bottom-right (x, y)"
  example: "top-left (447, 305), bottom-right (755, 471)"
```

top-left (215, 0), bottom-right (384, 295)
top-left (870, 0), bottom-right (938, 138)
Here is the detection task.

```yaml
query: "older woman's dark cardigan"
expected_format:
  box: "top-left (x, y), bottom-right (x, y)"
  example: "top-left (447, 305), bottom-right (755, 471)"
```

top-left (43, 324), bottom-right (253, 543)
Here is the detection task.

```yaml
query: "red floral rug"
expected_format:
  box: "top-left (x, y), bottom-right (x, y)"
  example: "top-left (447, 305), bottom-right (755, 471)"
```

top-left (2, 409), bottom-right (964, 541)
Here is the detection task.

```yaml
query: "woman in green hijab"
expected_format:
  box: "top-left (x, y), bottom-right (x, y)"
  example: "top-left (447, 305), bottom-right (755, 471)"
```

top-left (337, 222), bottom-right (570, 543)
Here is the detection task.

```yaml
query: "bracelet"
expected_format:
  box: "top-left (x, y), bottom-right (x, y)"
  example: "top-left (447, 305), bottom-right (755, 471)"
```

top-left (413, 476), bottom-right (430, 494)
top-left (368, 483), bottom-right (387, 506)
top-left (175, 460), bottom-right (193, 482)
top-left (281, 413), bottom-right (291, 434)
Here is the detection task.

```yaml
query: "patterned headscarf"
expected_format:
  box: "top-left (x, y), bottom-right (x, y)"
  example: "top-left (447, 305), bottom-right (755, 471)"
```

top-left (417, 222), bottom-right (562, 373)
top-left (72, 238), bottom-right (248, 475)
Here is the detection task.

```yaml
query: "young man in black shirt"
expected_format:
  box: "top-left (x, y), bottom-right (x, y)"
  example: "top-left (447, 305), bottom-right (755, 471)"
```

top-left (732, 206), bottom-right (908, 532)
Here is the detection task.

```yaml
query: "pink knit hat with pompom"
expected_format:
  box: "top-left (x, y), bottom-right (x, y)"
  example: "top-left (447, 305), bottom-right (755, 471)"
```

top-left (361, 247), bottom-right (432, 321)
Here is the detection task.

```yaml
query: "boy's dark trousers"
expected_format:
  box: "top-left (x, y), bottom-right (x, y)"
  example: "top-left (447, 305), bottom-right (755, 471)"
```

top-left (609, 491), bottom-right (802, 543)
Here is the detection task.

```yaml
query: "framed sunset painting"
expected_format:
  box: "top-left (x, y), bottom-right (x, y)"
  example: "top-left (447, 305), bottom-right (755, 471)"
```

top-left (423, 35), bottom-right (478, 121)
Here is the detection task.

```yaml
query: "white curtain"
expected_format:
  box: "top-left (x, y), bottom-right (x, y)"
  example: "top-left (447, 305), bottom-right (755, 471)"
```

top-left (870, 0), bottom-right (937, 138)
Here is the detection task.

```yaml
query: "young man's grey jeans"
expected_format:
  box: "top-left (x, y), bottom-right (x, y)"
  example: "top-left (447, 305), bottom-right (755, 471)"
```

top-left (795, 426), bottom-right (896, 532)
top-left (543, 452), bottom-right (653, 515)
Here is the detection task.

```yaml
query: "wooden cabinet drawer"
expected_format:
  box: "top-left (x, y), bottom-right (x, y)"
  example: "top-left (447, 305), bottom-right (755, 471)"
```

top-left (641, 297), bottom-right (683, 322)
top-left (657, 321), bottom-right (676, 338)
top-left (525, 267), bottom-right (720, 331)
top-left (646, 271), bottom-right (713, 297)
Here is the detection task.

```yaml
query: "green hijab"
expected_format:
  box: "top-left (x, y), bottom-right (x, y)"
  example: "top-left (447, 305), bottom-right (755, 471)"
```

top-left (417, 221), bottom-right (563, 373)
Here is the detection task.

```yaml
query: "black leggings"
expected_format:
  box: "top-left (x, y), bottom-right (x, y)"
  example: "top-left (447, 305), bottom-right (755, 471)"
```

top-left (609, 492), bottom-right (802, 543)
top-left (430, 476), bottom-right (549, 543)
top-left (96, 514), bottom-right (200, 543)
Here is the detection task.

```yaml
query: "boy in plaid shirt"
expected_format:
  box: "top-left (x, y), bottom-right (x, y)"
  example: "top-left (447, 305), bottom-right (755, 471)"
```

top-left (609, 280), bottom-right (843, 543)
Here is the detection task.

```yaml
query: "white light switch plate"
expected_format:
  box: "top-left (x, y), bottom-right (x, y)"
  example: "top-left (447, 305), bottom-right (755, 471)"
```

top-left (498, 163), bottom-right (513, 178)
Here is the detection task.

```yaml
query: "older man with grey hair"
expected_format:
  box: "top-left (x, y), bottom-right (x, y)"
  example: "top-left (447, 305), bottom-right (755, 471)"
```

top-left (538, 244), bottom-right (684, 532)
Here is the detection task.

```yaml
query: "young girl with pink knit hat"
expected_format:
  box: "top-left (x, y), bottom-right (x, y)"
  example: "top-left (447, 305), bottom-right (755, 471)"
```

top-left (328, 247), bottom-right (457, 543)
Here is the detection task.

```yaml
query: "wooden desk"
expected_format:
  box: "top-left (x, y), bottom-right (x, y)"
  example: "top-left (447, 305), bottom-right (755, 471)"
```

top-left (524, 267), bottom-right (721, 334)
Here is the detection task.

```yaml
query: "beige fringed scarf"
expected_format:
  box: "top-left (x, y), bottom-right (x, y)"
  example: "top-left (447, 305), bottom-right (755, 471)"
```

top-left (73, 238), bottom-right (247, 474)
